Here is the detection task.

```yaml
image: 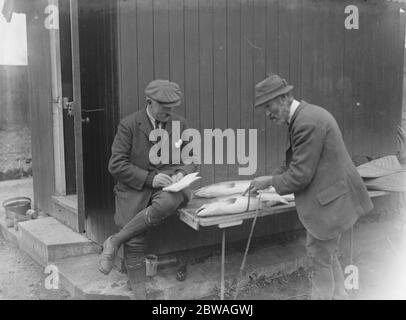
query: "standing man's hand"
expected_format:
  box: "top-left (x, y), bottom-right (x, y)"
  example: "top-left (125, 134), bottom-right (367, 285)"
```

top-left (152, 173), bottom-right (173, 188)
top-left (246, 176), bottom-right (273, 194)
top-left (171, 171), bottom-right (185, 183)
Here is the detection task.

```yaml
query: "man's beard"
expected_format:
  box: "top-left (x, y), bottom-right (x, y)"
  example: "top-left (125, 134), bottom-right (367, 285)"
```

top-left (273, 106), bottom-right (290, 124)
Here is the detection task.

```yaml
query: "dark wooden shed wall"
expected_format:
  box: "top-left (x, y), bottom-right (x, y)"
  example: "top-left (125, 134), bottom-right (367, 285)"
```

top-left (109, 0), bottom-right (404, 253)
top-left (118, 0), bottom-right (404, 184)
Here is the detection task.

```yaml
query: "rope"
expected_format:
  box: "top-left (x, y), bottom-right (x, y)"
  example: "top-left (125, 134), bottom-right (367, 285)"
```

top-left (233, 195), bottom-right (261, 300)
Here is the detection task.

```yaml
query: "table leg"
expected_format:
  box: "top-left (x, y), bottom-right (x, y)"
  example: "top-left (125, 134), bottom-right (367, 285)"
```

top-left (220, 229), bottom-right (226, 300)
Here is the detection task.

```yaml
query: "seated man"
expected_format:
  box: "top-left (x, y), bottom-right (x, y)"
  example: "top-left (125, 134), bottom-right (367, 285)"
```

top-left (99, 79), bottom-right (196, 299)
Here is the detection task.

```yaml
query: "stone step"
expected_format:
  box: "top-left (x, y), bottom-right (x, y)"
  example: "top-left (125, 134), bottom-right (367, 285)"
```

top-left (17, 217), bottom-right (100, 266)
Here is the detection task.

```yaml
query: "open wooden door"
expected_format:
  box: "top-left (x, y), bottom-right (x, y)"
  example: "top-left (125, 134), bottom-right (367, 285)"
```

top-left (68, 0), bottom-right (85, 233)
top-left (73, 0), bottom-right (118, 243)
top-left (50, 0), bottom-right (118, 241)
top-left (50, 0), bottom-right (117, 239)
top-left (47, 0), bottom-right (83, 232)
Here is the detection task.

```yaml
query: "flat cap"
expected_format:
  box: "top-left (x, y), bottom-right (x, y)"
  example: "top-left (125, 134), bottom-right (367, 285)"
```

top-left (145, 79), bottom-right (182, 107)
top-left (254, 74), bottom-right (293, 107)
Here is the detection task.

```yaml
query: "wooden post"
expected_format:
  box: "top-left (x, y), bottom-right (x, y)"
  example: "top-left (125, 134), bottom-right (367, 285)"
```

top-left (48, 0), bottom-right (67, 196)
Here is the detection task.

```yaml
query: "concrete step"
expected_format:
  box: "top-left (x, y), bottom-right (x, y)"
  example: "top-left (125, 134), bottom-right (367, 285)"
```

top-left (52, 195), bottom-right (79, 232)
top-left (17, 217), bottom-right (100, 266)
top-left (55, 254), bottom-right (132, 300)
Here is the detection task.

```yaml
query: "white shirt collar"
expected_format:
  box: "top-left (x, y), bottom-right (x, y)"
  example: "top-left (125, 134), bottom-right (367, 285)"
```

top-left (146, 105), bottom-right (162, 129)
top-left (288, 99), bottom-right (300, 124)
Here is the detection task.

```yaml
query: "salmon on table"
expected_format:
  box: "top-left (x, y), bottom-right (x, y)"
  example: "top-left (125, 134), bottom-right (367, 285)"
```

top-left (195, 194), bottom-right (289, 217)
top-left (194, 180), bottom-right (278, 198)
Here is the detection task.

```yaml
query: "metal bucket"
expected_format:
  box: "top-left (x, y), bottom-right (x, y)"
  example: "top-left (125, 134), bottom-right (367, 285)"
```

top-left (145, 254), bottom-right (159, 277)
top-left (2, 197), bottom-right (31, 219)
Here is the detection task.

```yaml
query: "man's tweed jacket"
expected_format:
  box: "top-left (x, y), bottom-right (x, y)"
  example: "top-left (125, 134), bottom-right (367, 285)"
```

top-left (272, 101), bottom-right (373, 240)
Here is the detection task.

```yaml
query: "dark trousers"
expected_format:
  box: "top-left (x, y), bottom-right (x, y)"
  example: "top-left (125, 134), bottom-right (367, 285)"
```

top-left (306, 232), bottom-right (348, 300)
top-left (113, 190), bottom-right (186, 263)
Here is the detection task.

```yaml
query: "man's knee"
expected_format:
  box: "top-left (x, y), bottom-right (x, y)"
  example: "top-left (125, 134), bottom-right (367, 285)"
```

top-left (307, 233), bottom-right (340, 266)
top-left (307, 241), bottom-right (333, 267)
top-left (151, 191), bottom-right (184, 213)
top-left (124, 236), bottom-right (147, 252)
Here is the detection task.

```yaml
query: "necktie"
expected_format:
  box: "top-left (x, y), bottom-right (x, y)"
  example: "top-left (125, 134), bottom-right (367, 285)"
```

top-left (155, 120), bottom-right (166, 130)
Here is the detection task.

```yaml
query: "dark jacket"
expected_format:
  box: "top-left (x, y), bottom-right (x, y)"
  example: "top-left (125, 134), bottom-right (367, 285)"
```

top-left (272, 101), bottom-right (373, 240)
top-left (108, 109), bottom-right (196, 227)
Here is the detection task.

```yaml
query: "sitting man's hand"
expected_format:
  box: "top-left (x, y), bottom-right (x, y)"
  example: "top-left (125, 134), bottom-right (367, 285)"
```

top-left (248, 176), bottom-right (273, 194)
top-left (171, 171), bottom-right (185, 183)
top-left (152, 173), bottom-right (173, 188)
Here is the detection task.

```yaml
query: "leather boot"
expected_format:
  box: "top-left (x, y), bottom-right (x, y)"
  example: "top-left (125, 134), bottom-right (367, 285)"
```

top-left (99, 208), bottom-right (149, 275)
top-left (98, 235), bottom-right (119, 275)
top-left (113, 208), bottom-right (151, 245)
top-left (124, 244), bottom-right (147, 300)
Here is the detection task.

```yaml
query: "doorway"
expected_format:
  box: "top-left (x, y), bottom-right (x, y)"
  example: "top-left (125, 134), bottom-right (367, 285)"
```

top-left (49, 0), bottom-right (84, 233)
top-left (49, 0), bottom-right (117, 242)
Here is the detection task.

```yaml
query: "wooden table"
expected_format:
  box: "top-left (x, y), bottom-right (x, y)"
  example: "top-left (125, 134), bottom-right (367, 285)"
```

top-left (178, 190), bottom-right (389, 300)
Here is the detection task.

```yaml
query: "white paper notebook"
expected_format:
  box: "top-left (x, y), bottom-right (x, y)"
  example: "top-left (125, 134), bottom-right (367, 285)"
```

top-left (163, 172), bottom-right (201, 192)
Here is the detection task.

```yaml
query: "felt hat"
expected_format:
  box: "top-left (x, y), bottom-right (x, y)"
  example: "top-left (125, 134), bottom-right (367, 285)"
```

top-left (254, 74), bottom-right (293, 108)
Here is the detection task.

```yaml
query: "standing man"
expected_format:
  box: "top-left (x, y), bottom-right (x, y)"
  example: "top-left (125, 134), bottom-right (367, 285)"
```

top-left (248, 74), bottom-right (373, 300)
top-left (99, 80), bottom-right (196, 299)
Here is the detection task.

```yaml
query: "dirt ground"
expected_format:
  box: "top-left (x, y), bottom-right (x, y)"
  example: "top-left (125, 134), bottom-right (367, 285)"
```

top-left (235, 232), bottom-right (406, 300)
top-left (0, 178), bottom-right (71, 300)
top-left (0, 234), bottom-right (71, 300)
top-left (226, 214), bottom-right (406, 300)
top-left (1, 218), bottom-right (405, 300)
top-left (1, 227), bottom-right (405, 300)
top-left (198, 216), bottom-right (406, 300)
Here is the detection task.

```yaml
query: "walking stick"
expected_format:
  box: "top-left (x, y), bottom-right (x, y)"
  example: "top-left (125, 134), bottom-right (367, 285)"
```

top-left (233, 194), bottom-right (261, 300)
